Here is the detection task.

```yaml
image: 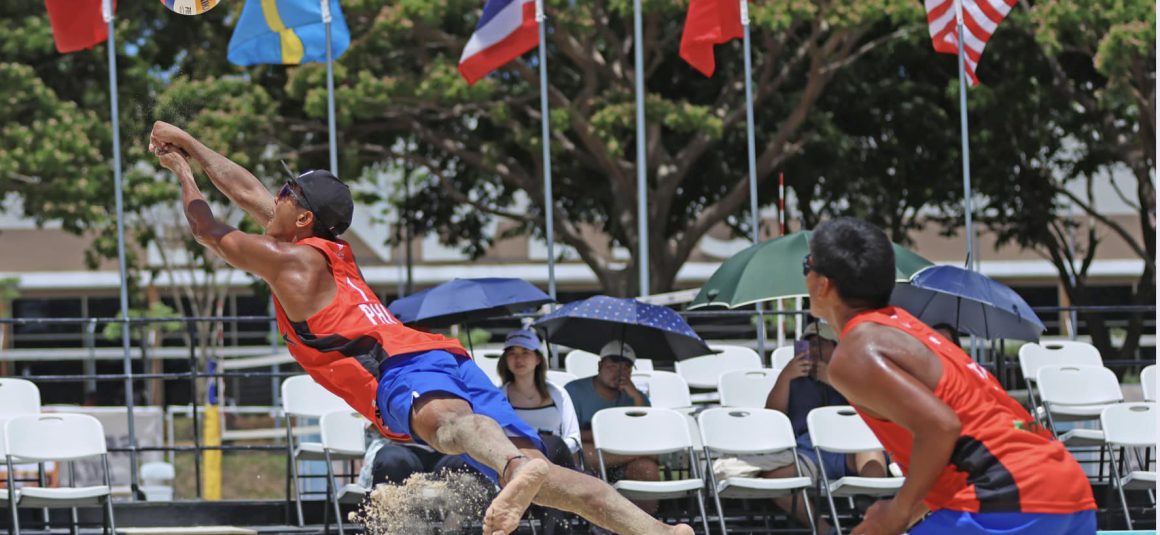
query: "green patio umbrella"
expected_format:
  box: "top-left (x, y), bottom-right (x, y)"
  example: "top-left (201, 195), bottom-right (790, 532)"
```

top-left (689, 230), bottom-right (933, 309)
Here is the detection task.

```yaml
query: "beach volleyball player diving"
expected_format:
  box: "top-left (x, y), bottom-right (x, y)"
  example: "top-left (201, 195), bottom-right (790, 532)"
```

top-left (149, 121), bottom-right (693, 535)
top-left (804, 218), bottom-right (1096, 535)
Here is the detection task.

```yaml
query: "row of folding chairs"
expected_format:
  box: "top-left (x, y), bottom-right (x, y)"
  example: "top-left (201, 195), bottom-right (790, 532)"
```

top-left (0, 378), bottom-right (116, 535)
top-left (591, 405), bottom-right (905, 534)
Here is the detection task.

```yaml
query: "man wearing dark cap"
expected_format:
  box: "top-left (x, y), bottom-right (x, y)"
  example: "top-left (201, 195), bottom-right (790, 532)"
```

top-left (149, 122), bottom-right (692, 535)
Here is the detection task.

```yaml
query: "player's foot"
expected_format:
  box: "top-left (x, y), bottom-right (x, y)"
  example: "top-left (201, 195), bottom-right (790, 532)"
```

top-left (483, 456), bottom-right (549, 535)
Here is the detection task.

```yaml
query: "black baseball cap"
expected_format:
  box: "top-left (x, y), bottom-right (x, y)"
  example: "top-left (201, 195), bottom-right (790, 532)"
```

top-left (291, 170), bottom-right (353, 239)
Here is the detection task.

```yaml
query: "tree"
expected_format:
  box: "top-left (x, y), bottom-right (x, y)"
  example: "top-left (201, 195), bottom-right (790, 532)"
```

top-left (282, 0), bottom-right (921, 295)
top-left (965, 1), bottom-right (1155, 360)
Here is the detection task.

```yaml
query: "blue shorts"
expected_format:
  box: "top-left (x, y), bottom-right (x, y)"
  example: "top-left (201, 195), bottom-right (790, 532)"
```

top-left (376, 349), bottom-right (545, 483)
top-left (909, 510), bottom-right (1096, 535)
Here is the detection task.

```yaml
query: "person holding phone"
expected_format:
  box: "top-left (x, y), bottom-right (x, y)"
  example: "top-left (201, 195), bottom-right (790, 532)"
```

top-left (760, 321), bottom-right (889, 532)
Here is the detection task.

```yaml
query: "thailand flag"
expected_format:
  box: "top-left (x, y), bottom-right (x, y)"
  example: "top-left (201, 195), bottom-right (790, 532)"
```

top-left (458, 0), bottom-right (540, 85)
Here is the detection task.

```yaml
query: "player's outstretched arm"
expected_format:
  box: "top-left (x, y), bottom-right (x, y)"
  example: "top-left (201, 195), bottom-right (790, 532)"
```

top-left (159, 151), bottom-right (296, 281)
top-left (149, 121), bottom-right (276, 227)
top-left (829, 327), bottom-right (961, 535)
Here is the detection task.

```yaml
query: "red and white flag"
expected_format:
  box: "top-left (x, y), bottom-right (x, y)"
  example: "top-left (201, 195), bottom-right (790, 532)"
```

top-left (925, 0), bottom-right (1016, 85)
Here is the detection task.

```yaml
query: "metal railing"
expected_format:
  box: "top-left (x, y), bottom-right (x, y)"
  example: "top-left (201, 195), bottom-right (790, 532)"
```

top-left (0, 304), bottom-right (1153, 501)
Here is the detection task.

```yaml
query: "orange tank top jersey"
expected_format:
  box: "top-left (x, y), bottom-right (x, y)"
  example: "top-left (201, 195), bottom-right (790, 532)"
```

top-left (273, 237), bottom-right (468, 440)
top-left (842, 307), bottom-right (1095, 514)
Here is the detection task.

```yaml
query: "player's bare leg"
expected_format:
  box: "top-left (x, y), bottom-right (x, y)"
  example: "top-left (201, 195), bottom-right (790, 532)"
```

top-left (510, 447), bottom-right (693, 535)
top-left (411, 394), bottom-right (548, 534)
top-left (411, 394), bottom-right (690, 535)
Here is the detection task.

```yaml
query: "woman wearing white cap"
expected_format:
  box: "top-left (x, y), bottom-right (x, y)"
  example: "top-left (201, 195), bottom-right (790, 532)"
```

top-left (497, 329), bottom-right (582, 469)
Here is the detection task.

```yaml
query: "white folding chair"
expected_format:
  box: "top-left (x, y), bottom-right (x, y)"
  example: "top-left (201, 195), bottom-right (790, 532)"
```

top-left (281, 375), bottom-right (361, 526)
top-left (771, 346), bottom-right (795, 370)
top-left (320, 411), bottom-right (370, 535)
top-left (546, 370), bottom-right (579, 388)
top-left (139, 461), bottom-right (175, 502)
top-left (1141, 365), bottom-right (1156, 402)
top-left (1018, 341), bottom-right (1102, 417)
top-left (634, 358), bottom-right (655, 372)
top-left (676, 346), bottom-right (763, 402)
top-left (718, 369), bottom-right (780, 409)
top-left (5, 414), bottom-right (115, 535)
top-left (807, 406), bottom-right (904, 534)
top-left (1036, 365), bottom-right (1123, 446)
top-left (472, 349), bottom-right (504, 386)
top-left (591, 407), bottom-right (711, 534)
top-left (631, 371), bottom-right (693, 412)
top-left (0, 379), bottom-right (41, 419)
top-left (1100, 402), bottom-right (1157, 530)
top-left (699, 408), bottom-right (815, 535)
top-left (565, 350), bottom-right (600, 378)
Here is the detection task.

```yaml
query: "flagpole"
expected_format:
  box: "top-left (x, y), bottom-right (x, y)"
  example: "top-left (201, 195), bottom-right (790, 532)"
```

top-left (955, 3), bottom-right (980, 360)
top-left (633, 0), bottom-right (649, 297)
top-left (322, 0), bottom-right (338, 174)
top-left (536, 0), bottom-right (555, 303)
top-left (536, 0), bottom-right (562, 368)
top-left (955, 5), bottom-right (974, 271)
top-left (739, 0), bottom-right (767, 357)
top-left (104, 0), bottom-right (140, 498)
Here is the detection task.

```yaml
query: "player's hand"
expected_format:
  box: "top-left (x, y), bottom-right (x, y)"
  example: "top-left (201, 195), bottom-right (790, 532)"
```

top-left (783, 354), bottom-right (813, 380)
top-left (850, 499), bottom-right (911, 535)
top-left (149, 121), bottom-right (190, 155)
top-left (157, 150), bottom-right (192, 177)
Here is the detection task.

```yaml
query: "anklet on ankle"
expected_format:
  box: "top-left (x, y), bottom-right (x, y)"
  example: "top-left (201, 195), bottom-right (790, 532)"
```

top-left (500, 455), bottom-right (528, 486)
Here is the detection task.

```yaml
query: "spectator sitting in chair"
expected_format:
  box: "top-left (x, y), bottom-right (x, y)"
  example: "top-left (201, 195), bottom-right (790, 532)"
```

top-left (714, 321), bottom-right (888, 533)
top-left (497, 329), bottom-right (582, 469)
top-left (565, 341), bottom-right (661, 513)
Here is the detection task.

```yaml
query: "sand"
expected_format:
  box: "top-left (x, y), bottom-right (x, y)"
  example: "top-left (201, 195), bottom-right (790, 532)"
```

top-left (353, 470), bottom-right (496, 534)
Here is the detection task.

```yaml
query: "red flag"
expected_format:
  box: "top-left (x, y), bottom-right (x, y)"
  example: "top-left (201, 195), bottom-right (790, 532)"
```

top-left (45, 0), bottom-right (114, 54)
top-left (679, 0), bottom-right (744, 78)
top-left (924, 0), bottom-right (1016, 85)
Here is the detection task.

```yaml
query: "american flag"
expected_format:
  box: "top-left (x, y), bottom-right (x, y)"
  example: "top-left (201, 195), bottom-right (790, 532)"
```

top-left (925, 0), bottom-right (1016, 85)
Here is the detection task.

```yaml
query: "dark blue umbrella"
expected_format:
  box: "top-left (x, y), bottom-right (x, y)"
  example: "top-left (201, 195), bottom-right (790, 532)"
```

top-left (387, 278), bottom-right (553, 328)
top-left (890, 265), bottom-right (1046, 341)
top-left (533, 295), bottom-right (713, 360)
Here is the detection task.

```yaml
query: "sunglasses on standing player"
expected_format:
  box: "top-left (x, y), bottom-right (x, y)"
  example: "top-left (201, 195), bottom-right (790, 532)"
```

top-left (802, 254), bottom-right (818, 277)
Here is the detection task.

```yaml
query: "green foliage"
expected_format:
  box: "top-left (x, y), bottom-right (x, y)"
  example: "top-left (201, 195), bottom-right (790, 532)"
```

top-left (102, 301), bottom-right (182, 342)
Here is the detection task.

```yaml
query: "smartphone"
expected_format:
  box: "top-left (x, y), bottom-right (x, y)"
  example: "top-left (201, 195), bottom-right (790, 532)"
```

top-left (793, 340), bottom-right (810, 360)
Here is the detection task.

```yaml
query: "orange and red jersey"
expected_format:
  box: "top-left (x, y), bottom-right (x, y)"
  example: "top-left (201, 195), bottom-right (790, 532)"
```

top-left (273, 237), bottom-right (467, 440)
top-left (842, 307), bottom-right (1095, 514)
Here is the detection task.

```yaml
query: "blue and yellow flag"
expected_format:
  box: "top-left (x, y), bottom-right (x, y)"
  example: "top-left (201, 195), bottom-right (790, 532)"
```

top-left (227, 0), bottom-right (350, 66)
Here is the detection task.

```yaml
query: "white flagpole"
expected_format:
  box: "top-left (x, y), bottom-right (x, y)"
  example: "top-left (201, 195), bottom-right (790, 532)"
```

top-left (633, 0), bottom-right (649, 296)
top-left (104, 0), bottom-right (140, 497)
top-left (955, 1), bottom-right (974, 271)
top-left (536, 0), bottom-right (562, 368)
top-left (322, 0), bottom-right (338, 174)
top-left (955, 1), bottom-right (980, 359)
top-left (536, 0), bottom-right (556, 303)
top-left (740, 0), bottom-right (768, 357)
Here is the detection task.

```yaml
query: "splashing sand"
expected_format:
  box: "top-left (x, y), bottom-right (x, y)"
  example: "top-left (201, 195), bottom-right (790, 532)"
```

top-left (353, 471), bottom-right (495, 534)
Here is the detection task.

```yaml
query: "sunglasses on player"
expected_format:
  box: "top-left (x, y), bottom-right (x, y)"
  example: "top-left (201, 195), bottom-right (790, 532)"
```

top-left (277, 181), bottom-right (313, 212)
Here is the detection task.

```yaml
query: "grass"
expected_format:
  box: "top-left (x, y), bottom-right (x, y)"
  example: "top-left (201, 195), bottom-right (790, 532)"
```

top-left (169, 414), bottom-right (294, 500)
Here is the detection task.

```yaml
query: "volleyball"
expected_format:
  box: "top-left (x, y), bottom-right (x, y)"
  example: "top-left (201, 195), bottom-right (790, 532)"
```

top-left (160, 0), bottom-right (222, 16)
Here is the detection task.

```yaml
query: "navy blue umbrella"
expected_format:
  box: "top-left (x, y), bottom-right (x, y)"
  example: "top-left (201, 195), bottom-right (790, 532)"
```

top-left (890, 265), bottom-right (1046, 341)
top-left (533, 295), bottom-right (713, 361)
top-left (387, 278), bottom-right (553, 328)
